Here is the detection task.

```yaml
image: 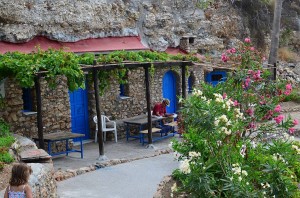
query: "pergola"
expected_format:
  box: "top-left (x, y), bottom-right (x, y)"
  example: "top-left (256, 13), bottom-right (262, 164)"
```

top-left (34, 60), bottom-right (193, 158)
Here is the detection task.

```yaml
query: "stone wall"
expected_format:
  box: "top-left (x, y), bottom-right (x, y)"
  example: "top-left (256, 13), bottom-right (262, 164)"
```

top-left (0, 76), bottom-right (71, 138)
top-left (88, 65), bottom-right (204, 140)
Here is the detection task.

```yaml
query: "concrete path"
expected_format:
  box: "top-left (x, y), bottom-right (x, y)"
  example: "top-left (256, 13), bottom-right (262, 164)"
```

top-left (57, 153), bottom-right (178, 198)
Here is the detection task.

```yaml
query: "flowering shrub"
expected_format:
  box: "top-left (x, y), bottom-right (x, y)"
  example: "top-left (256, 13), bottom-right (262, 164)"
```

top-left (171, 39), bottom-right (300, 197)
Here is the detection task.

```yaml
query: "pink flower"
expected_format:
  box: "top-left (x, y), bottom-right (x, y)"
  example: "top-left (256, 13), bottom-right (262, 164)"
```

top-left (274, 105), bottom-right (281, 113)
top-left (274, 115), bottom-right (284, 124)
top-left (262, 57), bottom-right (266, 61)
top-left (246, 108), bottom-right (254, 116)
top-left (284, 90), bottom-right (291, 96)
top-left (248, 122), bottom-right (255, 129)
top-left (223, 93), bottom-right (227, 99)
top-left (250, 47), bottom-right (255, 51)
top-left (253, 70), bottom-right (261, 81)
top-left (286, 83), bottom-right (292, 90)
top-left (221, 53), bottom-right (229, 62)
top-left (263, 110), bottom-right (273, 120)
top-left (293, 119), bottom-right (299, 126)
top-left (289, 128), bottom-right (295, 134)
top-left (230, 48), bottom-right (236, 53)
top-left (244, 38), bottom-right (251, 43)
top-left (233, 100), bottom-right (239, 107)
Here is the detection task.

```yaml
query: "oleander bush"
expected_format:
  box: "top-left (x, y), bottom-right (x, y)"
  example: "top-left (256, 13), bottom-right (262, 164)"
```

top-left (0, 118), bottom-right (15, 169)
top-left (171, 38), bottom-right (300, 197)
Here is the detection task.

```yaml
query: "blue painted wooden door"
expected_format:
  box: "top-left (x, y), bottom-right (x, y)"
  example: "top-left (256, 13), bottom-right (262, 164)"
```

top-left (163, 70), bottom-right (177, 113)
top-left (206, 71), bottom-right (227, 87)
top-left (69, 88), bottom-right (90, 141)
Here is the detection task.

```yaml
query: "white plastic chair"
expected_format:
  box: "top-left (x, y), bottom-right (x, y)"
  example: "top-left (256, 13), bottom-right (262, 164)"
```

top-left (93, 115), bottom-right (117, 143)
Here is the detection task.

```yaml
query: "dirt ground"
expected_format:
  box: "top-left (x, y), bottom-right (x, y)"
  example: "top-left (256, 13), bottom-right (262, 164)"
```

top-left (0, 164), bottom-right (12, 191)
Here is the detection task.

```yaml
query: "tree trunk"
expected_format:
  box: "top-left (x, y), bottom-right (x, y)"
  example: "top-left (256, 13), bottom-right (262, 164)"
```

top-left (268, 0), bottom-right (284, 80)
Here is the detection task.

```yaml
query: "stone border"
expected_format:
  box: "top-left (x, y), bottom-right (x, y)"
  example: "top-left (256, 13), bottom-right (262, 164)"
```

top-left (281, 106), bottom-right (300, 113)
top-left (54, 148), bottom-right (173, 181)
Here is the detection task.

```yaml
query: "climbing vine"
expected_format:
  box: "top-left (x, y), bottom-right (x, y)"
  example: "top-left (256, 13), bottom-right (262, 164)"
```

top-left (0, 48), bottom-right (201, 96)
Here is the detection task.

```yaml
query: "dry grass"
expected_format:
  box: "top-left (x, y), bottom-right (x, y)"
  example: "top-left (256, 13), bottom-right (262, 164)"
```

top-left (278, 47), bottom-right (300, 62)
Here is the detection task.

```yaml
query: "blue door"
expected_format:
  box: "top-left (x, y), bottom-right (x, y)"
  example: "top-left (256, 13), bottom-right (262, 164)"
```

top-left (206, 71), bottom-right (227, 87)
top-left (163, 70), bottom-right (177, 113)
top-left (69, 88), bottom-right (90, 141)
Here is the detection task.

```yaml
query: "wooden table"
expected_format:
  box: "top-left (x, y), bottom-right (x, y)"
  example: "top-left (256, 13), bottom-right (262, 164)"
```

top-left (33, 132), bottom-right (85, 158)
top-left (124, 116), bottom-right (177, 145)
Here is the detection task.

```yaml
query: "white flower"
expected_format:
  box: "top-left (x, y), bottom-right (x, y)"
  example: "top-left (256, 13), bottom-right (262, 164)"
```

top-left (224, 129), bottom-right (231, 135)
top-left (238, 176), bottom-right (242, 181)
top-left (242, 170), bottom-right (248, 176)
top-left (229, 177), bottom-right (233, 181)
top-left (225, 120), bottom-right (231, 126)
top-left (193, 89), bottom-right (202, 96)
top-left (214, 119), bottom-right (220, 126)
top-left (251, 141), bottom-right (257, 148)
top-left (246, 182), bottom-right (249, 185)
top-left (179, 159), bottom-right (191, 174)
top-left (216, 97), bottom-right (223, 103)
top-left (189, 151), bottom-right (201, 158)
top-left (173, 152), bottom-right (181, 160)
top-left (201, 96), bottom-right (207, 101)
top-left (219, 115), bottom-right (228, 122)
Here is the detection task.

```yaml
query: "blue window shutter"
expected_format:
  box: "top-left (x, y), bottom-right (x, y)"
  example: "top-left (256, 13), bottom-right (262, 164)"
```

top-left (22, 88), bottom-right (33, 111)
top-left (120, 84), bottom-right (125, 96)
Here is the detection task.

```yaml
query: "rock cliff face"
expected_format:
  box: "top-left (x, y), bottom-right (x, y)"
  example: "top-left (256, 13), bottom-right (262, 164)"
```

top-left (0, 0), bottom-right (299, 52)
top-left (0, 0), bottom-right (245, 51)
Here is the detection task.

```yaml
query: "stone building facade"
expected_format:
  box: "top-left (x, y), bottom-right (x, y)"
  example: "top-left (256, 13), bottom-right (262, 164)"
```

top-left (0, 64), bottom-right (204, 142)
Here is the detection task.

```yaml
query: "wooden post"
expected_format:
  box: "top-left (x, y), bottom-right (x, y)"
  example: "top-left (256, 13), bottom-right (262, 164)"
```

top-left (144, 65), bottom-right (153, 144)
top-left (35, 74), bottom-right (45, 149)
top-left (181, 65), bottom-right (187, 99)
top-left (93, 60), bottom-right (104, 156)
top-left (273, 63), bottom-right (277, 81)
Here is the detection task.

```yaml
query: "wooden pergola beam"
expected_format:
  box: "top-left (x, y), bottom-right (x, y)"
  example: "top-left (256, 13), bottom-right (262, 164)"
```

top-left (79, 61), bottom-right (193, 71)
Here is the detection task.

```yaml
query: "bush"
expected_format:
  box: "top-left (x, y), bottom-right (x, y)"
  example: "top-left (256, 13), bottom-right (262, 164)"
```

top-left (171, 38), bottom-right (300, 197)
top-left (0, 136), bottom-right (15, 148)
top-left (0, 152), bottom-right (14, 163)
top-left (0, 118), bottom-right (11, 137)
top-left (282, 88), bottom-right (300, 103)
top-left (278, 47), bottom-right (299, 62)
top-left (0, 119), bottom-right (15, 167)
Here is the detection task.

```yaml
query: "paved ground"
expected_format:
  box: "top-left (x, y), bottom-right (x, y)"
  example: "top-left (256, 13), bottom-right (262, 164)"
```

top-left (57, 153), bottom-right (178, 198)
top-left (53, 134), bottom-right (178, 172)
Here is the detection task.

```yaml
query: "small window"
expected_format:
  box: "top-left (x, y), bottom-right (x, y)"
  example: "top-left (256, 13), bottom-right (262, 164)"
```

top-left (22, 88), bottom-right (35, 112)
top-left (120, 84), bottom-right (126, 97)
top-left (119, 72), bottom-right (129, 98)
top-left (189, 37), bottom-right (195, 44)
top-left (211, 74), bottom-right (223, 81)
top-left (188, 75), bottom-right (195, 94)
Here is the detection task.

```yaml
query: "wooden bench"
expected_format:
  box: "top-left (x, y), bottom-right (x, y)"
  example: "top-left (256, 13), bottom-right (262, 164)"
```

top-left (140, 127), bottom-right (162, 134)
top-left (32, 132), bottom-right (84, 158)
top-left (164, 121), bottom-right (178, 127)
top-left (139, 126), bottom-right (177, 145)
